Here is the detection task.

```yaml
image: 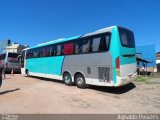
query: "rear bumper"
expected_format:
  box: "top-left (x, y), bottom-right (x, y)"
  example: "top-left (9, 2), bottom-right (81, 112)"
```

top-left (114, 72), bottom-right (137, 87)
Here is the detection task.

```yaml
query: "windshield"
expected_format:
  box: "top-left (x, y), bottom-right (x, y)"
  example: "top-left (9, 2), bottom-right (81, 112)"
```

top-left (8, 53), bottom-right (20, 63)
top-left (118, 27), bottom-right (135, 48)
top-left (8, 53), bottom-right (20, 58)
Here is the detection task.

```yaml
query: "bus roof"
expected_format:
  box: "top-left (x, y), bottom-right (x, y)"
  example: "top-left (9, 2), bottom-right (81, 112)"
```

top-left (30, 35), bottom-right (81, 49)
top-left (28, 26), bottom-right (117, 50)
top-left (82, 26), bottom-right (115, 37)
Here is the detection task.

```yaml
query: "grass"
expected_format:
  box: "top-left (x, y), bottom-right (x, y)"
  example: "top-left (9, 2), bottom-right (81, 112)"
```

top-left (135, 76), bottom-right (148, 82)
top-left (135, 73), bottom-right (160, 83)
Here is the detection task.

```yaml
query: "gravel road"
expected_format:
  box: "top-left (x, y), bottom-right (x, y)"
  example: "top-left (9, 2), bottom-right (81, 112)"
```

top-left (0, 74), bottom-right (160, 114)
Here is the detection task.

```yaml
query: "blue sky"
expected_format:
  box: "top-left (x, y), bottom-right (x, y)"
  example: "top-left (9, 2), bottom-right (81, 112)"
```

top-left (0, 0), bottom-right (160, 52)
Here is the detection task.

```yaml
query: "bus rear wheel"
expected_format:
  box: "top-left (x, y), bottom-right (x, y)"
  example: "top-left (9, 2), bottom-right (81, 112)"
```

top-left (75, 74), bottom-right (86, 89)
top-left (63, 72), bottom-right (73, 86)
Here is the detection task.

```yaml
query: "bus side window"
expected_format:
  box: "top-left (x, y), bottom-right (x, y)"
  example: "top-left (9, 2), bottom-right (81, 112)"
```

top-left (51, 45), bottom-right (58, 56)
top-left (30, 50), bottom-right (33, 58)
top-left (33, 49), bottom-right (37, 58)
top-left (99, 34), bottom-right (110, 52)
top-left (39, 48), bottom-right (43, 57)
top-left (37, 49), bottom-right (40, 58)
top-left (45, 46), bottom-right (50, 57)
top-left (61, 44), bottom-right (64, 55)
top-left (64, 42), bottom-right (74, 55)
top-left (41, 48), bottom-right (45, 57)
top-left (99, 36), bottom-right (107, 52)
top-left (105, 35), bottom-right (110, 50)
top-left (50, 46), bottom-right (53, 56)
top-left (75, 40), bottom-right (83, 54)
top-left (56, 45), bottom-right (61, 55)
top-left (82, 39), bottom-right (90, 53)
top-left (92, 37), bottom-right (101, 52)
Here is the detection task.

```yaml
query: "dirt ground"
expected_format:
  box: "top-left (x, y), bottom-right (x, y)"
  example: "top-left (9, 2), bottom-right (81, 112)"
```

top-left (0, 74), bottom-right (160, 114)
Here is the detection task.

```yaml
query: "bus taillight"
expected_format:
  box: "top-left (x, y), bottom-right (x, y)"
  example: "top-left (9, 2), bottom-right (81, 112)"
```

top-left (116, 57), bottom-right (120, 76)
top-left (116, 57), bottom-right (120, 68)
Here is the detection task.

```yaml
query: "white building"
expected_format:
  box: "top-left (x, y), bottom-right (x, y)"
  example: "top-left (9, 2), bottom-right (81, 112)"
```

top-left (1, 43), bottom-right (28, 54)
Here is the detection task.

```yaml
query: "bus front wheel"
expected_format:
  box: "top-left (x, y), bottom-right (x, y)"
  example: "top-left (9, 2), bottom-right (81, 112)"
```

top-left (63, 72), bottom-right (73, 86)
top-left (75, 74), bottom-right (86, 89)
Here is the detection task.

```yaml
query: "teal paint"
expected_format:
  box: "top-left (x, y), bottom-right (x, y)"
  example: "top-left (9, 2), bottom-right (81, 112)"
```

top-left (119, 40), bottom-right (136, 65)
top-left (26, 56), bottom-right (64, 75)
top-left (109, 27), bottom-right (121, 84)
top-left (120, 55), bottom-right (136, 65)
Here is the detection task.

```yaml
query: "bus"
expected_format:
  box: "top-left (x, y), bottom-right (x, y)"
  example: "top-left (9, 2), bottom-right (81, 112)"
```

top-left (0, 52), bottom-right (21, 72)
top-left (21, 26), bottom-right (137, 88)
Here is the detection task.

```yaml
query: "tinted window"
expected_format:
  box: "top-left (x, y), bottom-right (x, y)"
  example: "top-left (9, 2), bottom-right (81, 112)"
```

top-left (92, 37), bottom-right (101, 52)
top-left (56, 45), bottom-right (62, 55)
top-left (50, 45), bottom-right (56, 56)
top-left (26, 50), bottom-right (33, 59)
top-left (82, 39), bottom-right (91, 53)
top-left (91, 33), bottom-right (111, 52)
top-left (8, 53), bottom-right (19, 58)
top-left (119, 27), bottom-right (135, 48)
top-left (99, 36), bottom-right (108, 52)
top-left (45, 46), bottom-right (50, 57)
top-left (26, 32), bottom-right (111, 59)
top-left (42, 48), bottom-right (46, 57)
top-left (75, 40), bottom-right (83, 54)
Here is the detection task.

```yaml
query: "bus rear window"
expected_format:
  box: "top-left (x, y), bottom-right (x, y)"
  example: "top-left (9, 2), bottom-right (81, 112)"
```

top-left (119, 27), bottom-right (135, 48)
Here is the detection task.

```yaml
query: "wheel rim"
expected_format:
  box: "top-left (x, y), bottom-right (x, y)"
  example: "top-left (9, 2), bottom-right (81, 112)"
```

top-left (64, 75), bottom-right (71, 84)
top-left (77, 77), bottom-right (84, 86)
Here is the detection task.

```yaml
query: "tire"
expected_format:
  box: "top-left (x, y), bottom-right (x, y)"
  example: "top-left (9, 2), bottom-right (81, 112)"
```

top-left (63, 72), bottom-right (73, 86)
top-left (75, 74), bottom-right (86, 89)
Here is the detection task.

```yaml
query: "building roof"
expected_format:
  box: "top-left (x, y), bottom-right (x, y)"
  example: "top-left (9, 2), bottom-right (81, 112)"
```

top-left (136, 57), bottom-right (151, 63)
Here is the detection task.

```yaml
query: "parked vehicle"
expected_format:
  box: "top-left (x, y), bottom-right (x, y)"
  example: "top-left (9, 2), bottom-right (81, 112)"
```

top-left (21, 26), bottom-right (137, 88)
top-left (0, 52), bottom-right (21, 73)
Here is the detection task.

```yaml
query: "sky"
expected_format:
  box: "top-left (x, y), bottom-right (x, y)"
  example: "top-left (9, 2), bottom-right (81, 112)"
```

top-left (0, 0), bottom-right (160, 52)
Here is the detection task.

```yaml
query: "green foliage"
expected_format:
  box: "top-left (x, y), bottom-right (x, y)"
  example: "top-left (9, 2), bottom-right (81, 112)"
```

top-left (135, 76), bottom-right (147, 82)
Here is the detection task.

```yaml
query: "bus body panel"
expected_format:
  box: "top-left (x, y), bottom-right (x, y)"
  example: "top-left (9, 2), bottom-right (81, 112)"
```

top-left (109, 27), bottom-right (121, 84)
top-left (62, 52), bottom-right (113, 85)
top-left (26, 56), bottom-right (64, 75)
top-left (120, 63), bottom-right (137, 77)
top-left (119, 48), bottom-right (137, 77)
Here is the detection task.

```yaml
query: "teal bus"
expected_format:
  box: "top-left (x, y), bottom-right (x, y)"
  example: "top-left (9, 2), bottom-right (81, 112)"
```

top-left (21, 26), bottom-right (137, 88)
